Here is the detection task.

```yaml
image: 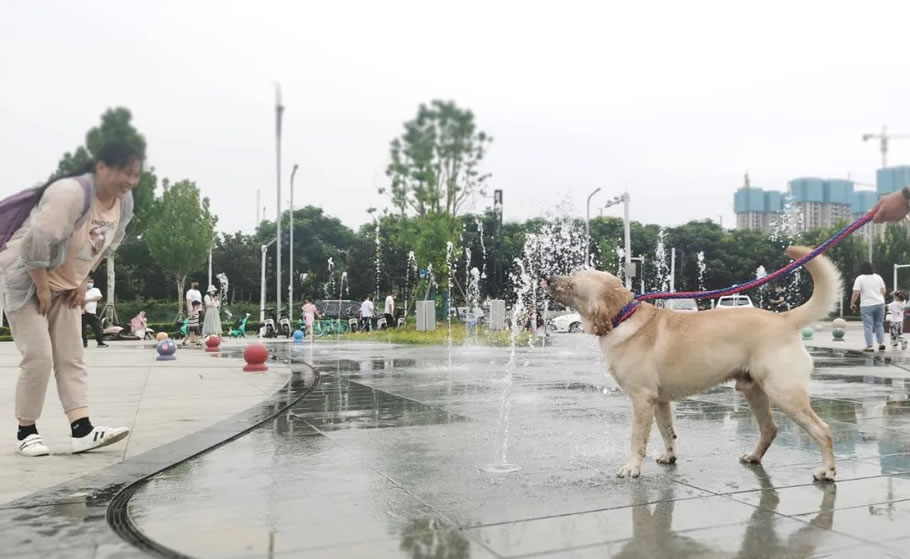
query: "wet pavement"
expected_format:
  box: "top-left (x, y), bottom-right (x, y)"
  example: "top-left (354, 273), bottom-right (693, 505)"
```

top-left (113, 336), bottom-right (910, 558)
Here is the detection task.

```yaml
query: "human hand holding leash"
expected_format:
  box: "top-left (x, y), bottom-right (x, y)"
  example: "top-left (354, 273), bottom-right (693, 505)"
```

top-left (872, 188), bottom-right (910, 224)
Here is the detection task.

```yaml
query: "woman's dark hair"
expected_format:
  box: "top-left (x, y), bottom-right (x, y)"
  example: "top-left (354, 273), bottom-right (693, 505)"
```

top-left (860, 262), bottom-right (875, 275)
top-left (42, 140), bottom-right (144, 190)
top-left (94, 140), bottom-right (144, 171)
top-left (896, 291), bottom-right (906, 301)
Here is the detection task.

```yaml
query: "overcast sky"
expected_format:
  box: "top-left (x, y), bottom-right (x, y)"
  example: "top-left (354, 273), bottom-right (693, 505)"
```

top-left (3, 0), bottom-right (910, 234)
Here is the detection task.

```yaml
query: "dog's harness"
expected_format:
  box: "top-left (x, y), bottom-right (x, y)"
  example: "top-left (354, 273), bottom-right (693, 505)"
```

top-left (610, 209), bottom-right (876, 329)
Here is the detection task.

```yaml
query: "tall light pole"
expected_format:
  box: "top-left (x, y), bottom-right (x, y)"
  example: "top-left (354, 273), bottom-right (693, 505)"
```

top-left (603, 191), bottom-right (632, 289)
top-left (260, 238), bottom-right (277, 329)
top-left (585, 187), bottom-right (601, 267)
top-left (289, 163), bottom-right (299, 325)
top-left (275, 84), bottom-right (284, 317)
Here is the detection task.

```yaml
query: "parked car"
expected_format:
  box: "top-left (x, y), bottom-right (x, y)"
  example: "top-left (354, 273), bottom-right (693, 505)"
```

top-left (713, 295), bottom-right (754, 309)
top-left (665, 298), bottom-right (699, 312)
top-left (549, 312), bottom-right (583, 333)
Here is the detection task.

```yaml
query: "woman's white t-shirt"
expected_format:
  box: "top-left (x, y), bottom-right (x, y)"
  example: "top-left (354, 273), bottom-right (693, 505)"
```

top-left (853, 273), bottom-right (886, 307)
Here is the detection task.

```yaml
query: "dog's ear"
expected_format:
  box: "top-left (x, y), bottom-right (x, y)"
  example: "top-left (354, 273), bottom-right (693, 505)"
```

top-left (589, 303), bottom-right (612, 336)
top-left (586, 282), bottom-right (633, 337)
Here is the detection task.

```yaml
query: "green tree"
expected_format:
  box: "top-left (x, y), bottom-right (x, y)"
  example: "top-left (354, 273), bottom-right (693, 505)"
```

top-left (213, 232), bottom-right (261, 304)
top-left (799, 222), bottom-right (869, 311)
top-left (873, 224), bottom-right (910, 293)
top-left (53, 107), bottom-right (157, 310)
top-left (144, 180), bottom-right (218, 315)
top-left (255, 206), bottom-right (358, 304)
top-left (383, 100), bottom-right (492, 218)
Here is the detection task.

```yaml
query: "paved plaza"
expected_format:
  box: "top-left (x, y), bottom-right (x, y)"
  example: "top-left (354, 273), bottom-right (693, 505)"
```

top-left (3, 328), bottom-right (910, 558)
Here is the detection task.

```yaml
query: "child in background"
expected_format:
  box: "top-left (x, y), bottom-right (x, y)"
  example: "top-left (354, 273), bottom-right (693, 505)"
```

top-left (301, 298), bottom-right (321, 342)
top-left (888, 291), bottom-right (908, 350)
top-left (187, 300), bottom-right (202, 347)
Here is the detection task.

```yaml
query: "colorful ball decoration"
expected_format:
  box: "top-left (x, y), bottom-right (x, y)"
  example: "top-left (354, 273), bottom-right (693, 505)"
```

top-left (205, 335), bottom-right (222, 353)
top-left (243, 343), bottom-right (269, 372)
top-left (156, 339), bottom-right (177, 361)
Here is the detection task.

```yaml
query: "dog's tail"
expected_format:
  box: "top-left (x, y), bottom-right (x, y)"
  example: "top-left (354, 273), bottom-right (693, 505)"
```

top-left (782, 246), bottom-right (842, 328)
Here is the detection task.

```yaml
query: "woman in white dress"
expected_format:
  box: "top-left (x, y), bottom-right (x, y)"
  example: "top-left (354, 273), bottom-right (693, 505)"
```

top-left (202, 285), bottom-right (222, 338)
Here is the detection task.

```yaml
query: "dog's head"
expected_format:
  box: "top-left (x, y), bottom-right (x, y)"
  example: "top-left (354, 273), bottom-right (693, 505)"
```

top-left (546, 270), bottom-right (634, 336)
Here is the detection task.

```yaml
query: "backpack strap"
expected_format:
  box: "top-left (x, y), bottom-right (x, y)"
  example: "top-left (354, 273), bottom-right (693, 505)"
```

top-left (72, 174), bottom-right (93, 221)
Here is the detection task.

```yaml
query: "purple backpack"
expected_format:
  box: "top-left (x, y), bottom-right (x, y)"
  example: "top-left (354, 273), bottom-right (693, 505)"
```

top-left (0, 175), bottom-right (92, 253)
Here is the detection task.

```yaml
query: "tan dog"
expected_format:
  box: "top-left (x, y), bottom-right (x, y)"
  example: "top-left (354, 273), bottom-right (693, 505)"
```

top-left (548, 247), bottom-right (840, 481)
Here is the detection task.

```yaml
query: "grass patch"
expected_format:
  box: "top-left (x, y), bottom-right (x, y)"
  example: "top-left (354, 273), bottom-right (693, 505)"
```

top-left (342, 323), bottom-right (533, 347)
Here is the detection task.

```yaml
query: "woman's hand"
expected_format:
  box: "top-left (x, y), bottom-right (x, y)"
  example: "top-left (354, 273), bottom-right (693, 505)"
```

top-left (64, 287), bottom-right (85, 310)
top-left (36, 286), bottom-right (52, 315)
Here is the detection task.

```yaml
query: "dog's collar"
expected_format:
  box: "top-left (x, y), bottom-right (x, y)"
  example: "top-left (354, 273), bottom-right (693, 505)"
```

top-left (611, 300), bottom-right (641, 329)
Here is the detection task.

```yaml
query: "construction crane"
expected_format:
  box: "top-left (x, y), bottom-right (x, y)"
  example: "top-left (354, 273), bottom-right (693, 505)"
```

top-left (862, 125), bottom-right (910, 168)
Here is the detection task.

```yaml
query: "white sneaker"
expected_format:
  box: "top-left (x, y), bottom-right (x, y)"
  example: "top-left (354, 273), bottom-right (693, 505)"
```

top-left (71, 426), bottom-right (130, 454)
top-left (16, 434), bottom-right (50, 457)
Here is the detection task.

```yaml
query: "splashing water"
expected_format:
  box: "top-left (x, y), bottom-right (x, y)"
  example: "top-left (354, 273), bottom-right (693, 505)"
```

top-left (464, 246), bottom-right (472, 304)
top-left (482, 217), bottom-right (589, 473)
top-left (374, 222), bottom-right (381, 299)
top-left (755, 266), bottom-right (767, 308)
top-left (446, 241), bottom-right (455, 349)
top-left (616, 246), bottom-right (625, 276)
top-left (465, 267), bottom-right (481, 345)
top-left (482, 257), bottom-right (531, 475)
top-left (336, 272), bottom-right (348, 340)
top-left (697, 251), bottom-right (707, 292)
top-left (477, 217), bottom-right (488, 280)
top-left (405, 251), bottom-right (417, 327)
top-left (216, 273), bottom-right (229, 303)
top-left (324, 258), bottom-right (335, 301)
top-left (654, 229), bottom-right (669, 294)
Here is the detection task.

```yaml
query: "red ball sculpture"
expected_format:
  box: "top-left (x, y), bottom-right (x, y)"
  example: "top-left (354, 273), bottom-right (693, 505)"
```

top-left (205, 335), bottom-right (221, 353)
top-left (243, 343), bottom-right (269, 372)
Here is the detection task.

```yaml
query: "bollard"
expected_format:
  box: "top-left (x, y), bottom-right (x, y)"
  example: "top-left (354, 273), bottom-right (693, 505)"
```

top-left (832, 318), bottom-right (846, 342)
top-left (156, 339), bottom-right (177, 361)
top-left (243, 343), bottom-right (269, 372)
top-left (205, 335), bottom-right (221, 353)
top-left (293, 330), bottom-right (304, 343)
top-left (801, 326), bottom-right (814, 340)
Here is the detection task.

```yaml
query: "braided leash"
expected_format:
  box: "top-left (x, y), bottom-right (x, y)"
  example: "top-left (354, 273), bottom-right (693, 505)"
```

top-left (611, 209), bottom-right (876, 328)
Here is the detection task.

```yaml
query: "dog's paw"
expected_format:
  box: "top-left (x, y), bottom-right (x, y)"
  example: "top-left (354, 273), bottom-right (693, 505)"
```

top-left (739, 453), bottom-right (762, 464)
top-left (617, 464), bottom-right (641, 478)
top-left (656, 452), bottom-right (677, 465)
top-left (813, 467), bottom-right (836, 482)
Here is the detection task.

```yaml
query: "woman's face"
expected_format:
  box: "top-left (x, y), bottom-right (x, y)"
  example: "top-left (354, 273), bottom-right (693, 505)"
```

top-left (96, 159), bottom-right (141, 198)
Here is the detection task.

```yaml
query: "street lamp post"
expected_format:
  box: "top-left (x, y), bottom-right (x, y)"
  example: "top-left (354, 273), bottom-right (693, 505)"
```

top-left (260, 238), bottom-right (277, 332)
top-left (274, 85), bottom-right (284, 320)
top-left (289, 164), bottom-right (299, 325)
top-left (585, 187), bottom-right (602, 267)
top-left (603, 192), bottom-right (632, 289)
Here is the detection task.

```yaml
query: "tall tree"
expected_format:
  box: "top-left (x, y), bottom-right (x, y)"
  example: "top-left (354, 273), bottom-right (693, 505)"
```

top-left (55, 108), bottom-right (157, 232)
top-left (382, 100), bottom-right (492, 218)
top-left (53, 107), bottom-right (157, 315)
top-left (144, 180), bottom-right (218, 316)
